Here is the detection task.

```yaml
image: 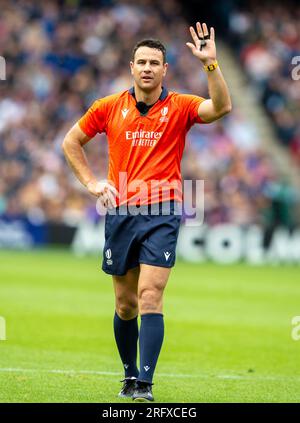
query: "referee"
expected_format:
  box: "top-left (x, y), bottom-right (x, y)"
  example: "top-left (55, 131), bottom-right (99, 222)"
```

top-left (62, 22), bottom-right (231, 402)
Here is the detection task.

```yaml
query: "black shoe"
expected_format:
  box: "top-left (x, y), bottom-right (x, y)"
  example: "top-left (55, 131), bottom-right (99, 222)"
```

top-left (118, 377), bottom-right (137, 398)
top-left (132, 381), bottom-right (154, 402)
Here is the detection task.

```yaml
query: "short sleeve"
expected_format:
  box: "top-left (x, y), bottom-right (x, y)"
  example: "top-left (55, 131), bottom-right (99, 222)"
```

top-left (77, 99), bottom-right (107, 138)
top-left (176, 94), bottom-right (206, 127)
top-left (187, 95), bottom-right (206, 125)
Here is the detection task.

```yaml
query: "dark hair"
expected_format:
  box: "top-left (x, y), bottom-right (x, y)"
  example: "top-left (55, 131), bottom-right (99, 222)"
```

top-left (132, 39), bottom-right (167, 64)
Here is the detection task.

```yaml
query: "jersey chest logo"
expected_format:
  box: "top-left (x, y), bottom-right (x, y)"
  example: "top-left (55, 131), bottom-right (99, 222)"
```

top-left (121, 108), bottom-right (129, 119)
top-left (160, 106), bottom-right (169, 123)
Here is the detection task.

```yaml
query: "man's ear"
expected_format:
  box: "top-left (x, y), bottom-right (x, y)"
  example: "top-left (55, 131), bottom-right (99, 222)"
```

top-left (130, 61), bottom-right (134, 75)
top-left (163, 62), bottom-right (168, 77)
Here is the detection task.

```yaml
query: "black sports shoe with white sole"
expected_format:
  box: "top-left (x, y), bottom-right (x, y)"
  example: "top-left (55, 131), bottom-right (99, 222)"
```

top-left (118, 377), bottom-right (137, 398)
top-left (132, 381), bottom-right (154, 402)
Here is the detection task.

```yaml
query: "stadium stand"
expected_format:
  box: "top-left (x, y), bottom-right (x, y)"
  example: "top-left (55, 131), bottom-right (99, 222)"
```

top-left (228, 2), bottom-right (300, 163)
top-left (0, 0), bottom-right (298, 230)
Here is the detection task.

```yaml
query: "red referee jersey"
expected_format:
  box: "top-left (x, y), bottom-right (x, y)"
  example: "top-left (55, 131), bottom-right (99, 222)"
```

top-left (78, 87), bottom-right (205, 206)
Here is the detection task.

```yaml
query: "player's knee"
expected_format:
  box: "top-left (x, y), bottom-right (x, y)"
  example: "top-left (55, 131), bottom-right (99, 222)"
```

top-left (138, 287), bottom-right (162, 311)
top-left (115, 301), bottom-right (138, 320)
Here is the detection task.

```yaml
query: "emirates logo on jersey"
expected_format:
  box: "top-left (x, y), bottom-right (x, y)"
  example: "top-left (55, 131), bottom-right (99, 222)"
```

top-left (160, 106), bottom-right (169, 122)
top-left (126, 130), bottom-right (162, 147)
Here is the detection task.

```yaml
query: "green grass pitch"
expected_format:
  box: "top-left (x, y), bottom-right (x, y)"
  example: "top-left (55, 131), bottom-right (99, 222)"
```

top-left (0, 249), bottom-right (300, 403)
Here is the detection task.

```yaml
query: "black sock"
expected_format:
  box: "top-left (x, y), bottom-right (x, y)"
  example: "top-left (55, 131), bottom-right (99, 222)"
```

top-left (138, 313), bottom-right (164, 384)
top-left (113, 311), bottom-right (139, 378)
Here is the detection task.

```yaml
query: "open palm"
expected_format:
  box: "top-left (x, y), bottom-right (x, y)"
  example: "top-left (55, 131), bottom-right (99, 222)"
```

top-left (186, 22), bottom-right (216, 65)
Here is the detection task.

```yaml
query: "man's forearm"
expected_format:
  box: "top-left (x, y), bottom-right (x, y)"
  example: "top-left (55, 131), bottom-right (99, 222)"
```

top-left (206, 64), bottom-right (231, 115)
top-left (62, 137), bottom-right (97, 187)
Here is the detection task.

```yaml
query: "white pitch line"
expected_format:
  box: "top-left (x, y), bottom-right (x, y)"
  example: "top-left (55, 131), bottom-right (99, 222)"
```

top-left (0, 368), bottom-right (120, 376)
top-left (0, 368), bottom-right (299, 382)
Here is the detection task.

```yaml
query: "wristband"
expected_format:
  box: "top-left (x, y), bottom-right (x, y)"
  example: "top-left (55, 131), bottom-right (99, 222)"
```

top-left (203, 61), bottom-right (218, 72)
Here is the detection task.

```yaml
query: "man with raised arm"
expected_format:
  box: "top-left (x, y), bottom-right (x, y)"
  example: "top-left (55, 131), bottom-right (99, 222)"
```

top-left (62, 22), bottom-right (231, 402)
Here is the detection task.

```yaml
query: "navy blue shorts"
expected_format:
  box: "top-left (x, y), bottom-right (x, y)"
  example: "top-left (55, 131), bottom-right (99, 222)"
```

top-left (102, 201), bottom-right (182, 276)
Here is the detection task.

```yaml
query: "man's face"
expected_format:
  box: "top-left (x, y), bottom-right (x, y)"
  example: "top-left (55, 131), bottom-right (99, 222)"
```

top-left (130, 46), bottom-right (168, 92)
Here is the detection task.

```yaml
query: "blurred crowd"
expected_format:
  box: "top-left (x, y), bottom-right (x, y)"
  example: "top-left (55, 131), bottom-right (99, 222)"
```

top-left (0, 0), bottom-right (298, 228)
top-left (228, 2), bottom-right (300, 166)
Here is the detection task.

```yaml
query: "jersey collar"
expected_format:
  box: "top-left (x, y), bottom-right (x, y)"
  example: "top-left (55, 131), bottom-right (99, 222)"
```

top-left (128, 86), bottom-right (168, 101)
